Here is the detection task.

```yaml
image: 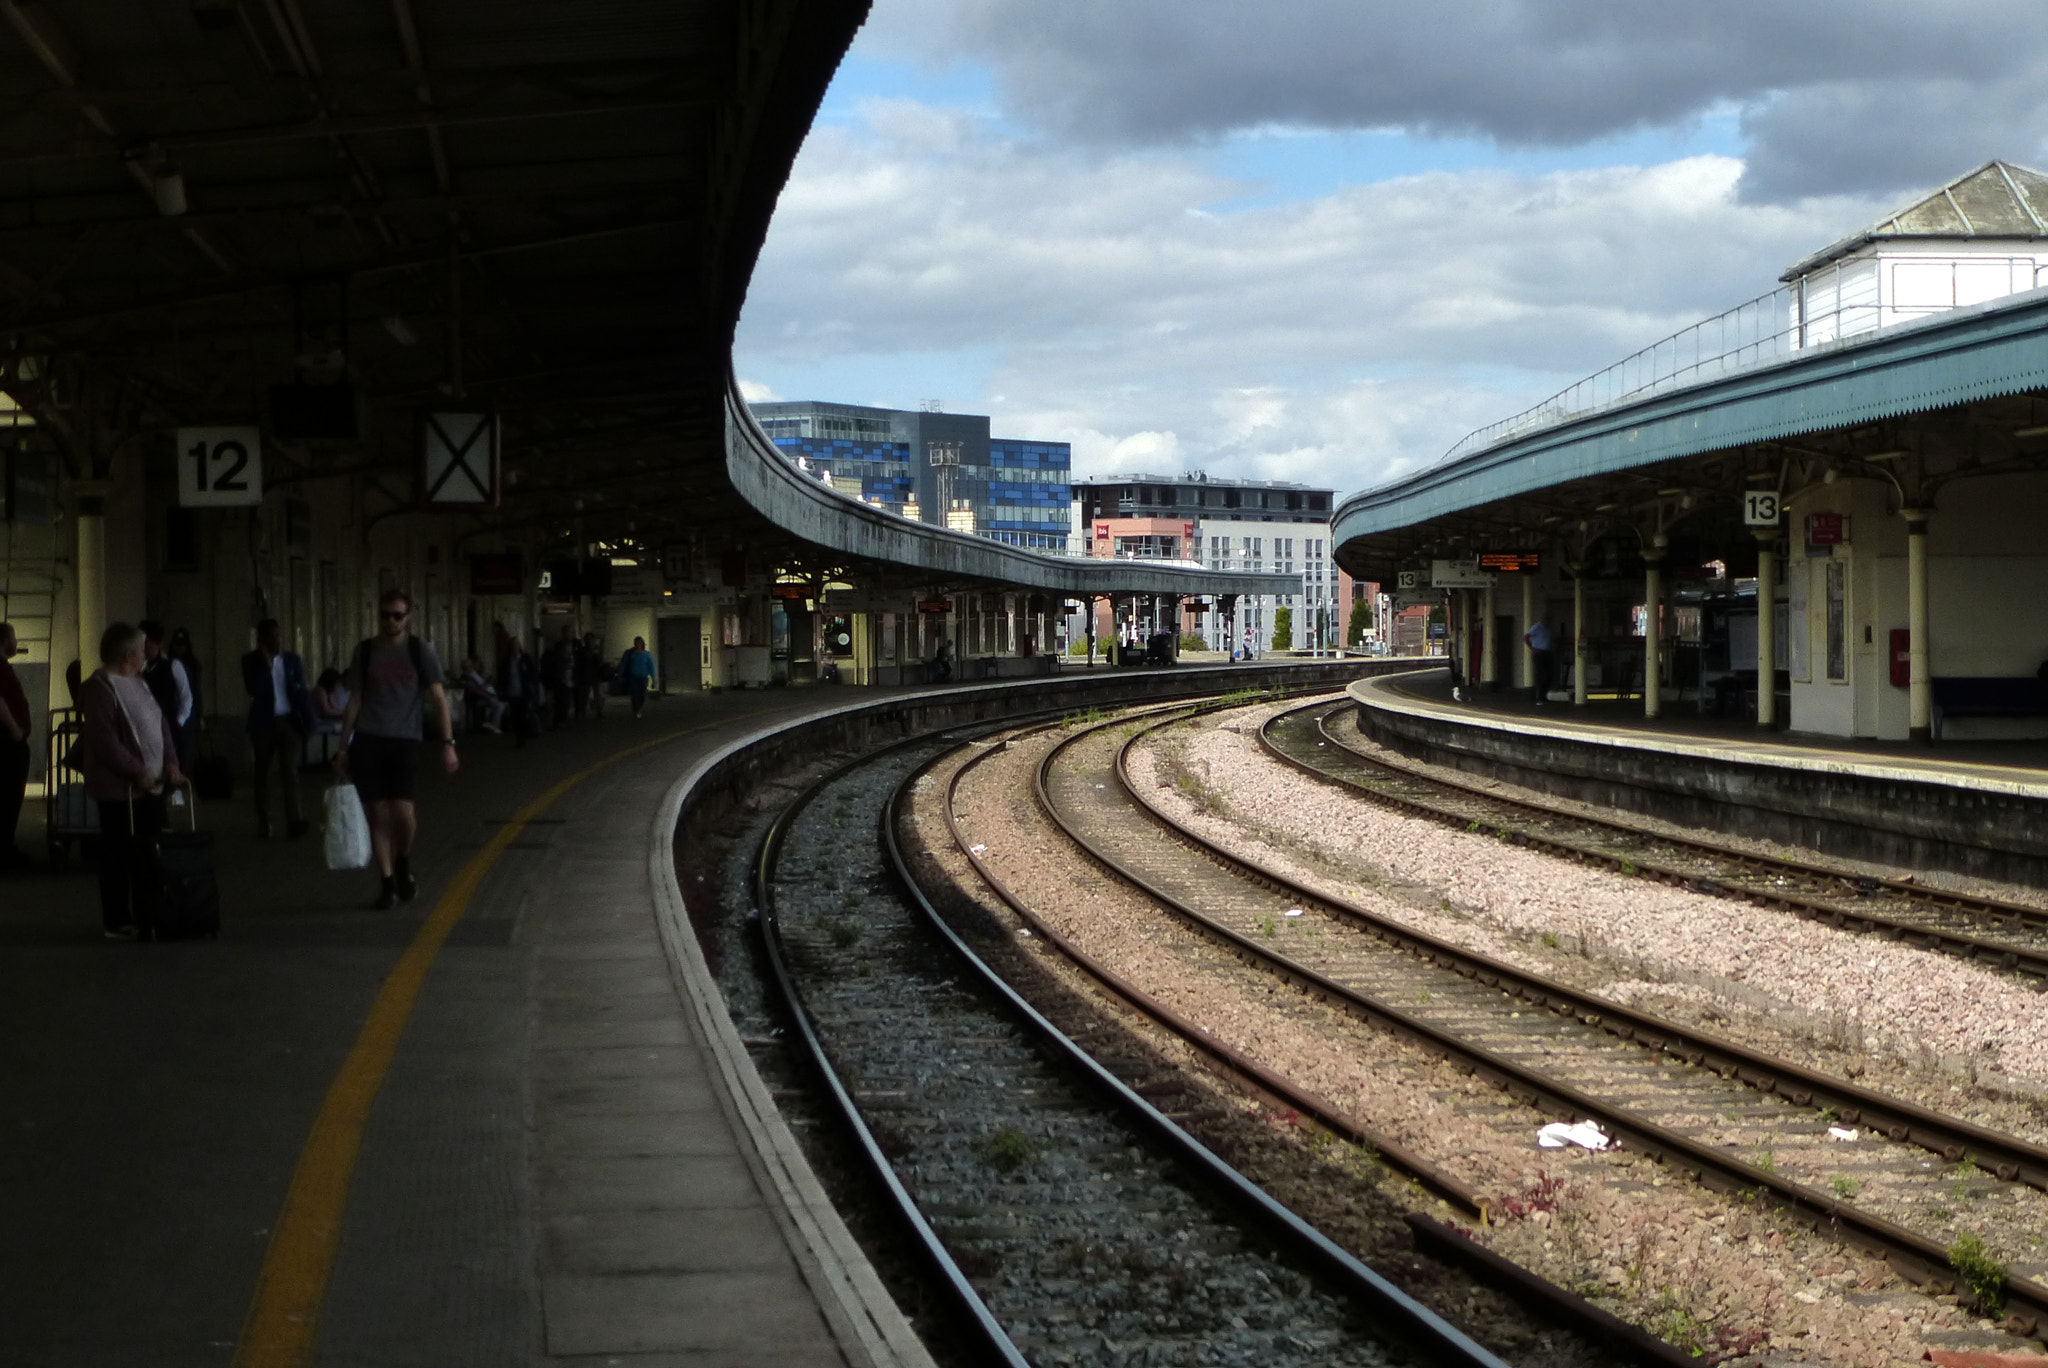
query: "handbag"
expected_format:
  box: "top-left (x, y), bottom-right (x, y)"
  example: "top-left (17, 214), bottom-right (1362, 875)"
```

top-left (324, 781), bottom-right (372, 870)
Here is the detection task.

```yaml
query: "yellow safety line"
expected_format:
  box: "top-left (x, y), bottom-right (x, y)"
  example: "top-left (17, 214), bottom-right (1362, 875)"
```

top-left (232, 727), bottom-right (699, 1367)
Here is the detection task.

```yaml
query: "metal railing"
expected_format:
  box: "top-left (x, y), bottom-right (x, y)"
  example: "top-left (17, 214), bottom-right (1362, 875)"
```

top-left (1439, 256), bottom-right (2047, 465)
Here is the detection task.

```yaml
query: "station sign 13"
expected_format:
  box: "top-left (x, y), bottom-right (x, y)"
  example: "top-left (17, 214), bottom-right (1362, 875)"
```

top-left (177, 426), bottom-right (263, 507)
top-left (1742, 490), bottom-right (1781, 526)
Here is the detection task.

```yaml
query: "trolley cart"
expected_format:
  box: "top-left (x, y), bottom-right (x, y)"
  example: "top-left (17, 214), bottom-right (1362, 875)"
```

top-left (43, 706), bottom-right (97, 864)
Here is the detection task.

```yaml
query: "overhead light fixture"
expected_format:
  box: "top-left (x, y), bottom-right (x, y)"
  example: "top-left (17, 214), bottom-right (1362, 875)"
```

top-left (1823, 467), bottom-right (1838, 484)
top-left (382, 315), bottom-right (418, 346)
top-left (2015, 425), bottom-right (2048, 438)
top-left (1862, 450), bottom-right (1906, 462)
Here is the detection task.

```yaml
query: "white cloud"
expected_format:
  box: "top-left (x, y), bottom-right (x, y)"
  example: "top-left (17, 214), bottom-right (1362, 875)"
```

top-left (863, 0), bottom-right (2048, 202)
top-left (737, 99), bottom-right (1887, 495)
top-left (735, 377), bottom-right (779, 402)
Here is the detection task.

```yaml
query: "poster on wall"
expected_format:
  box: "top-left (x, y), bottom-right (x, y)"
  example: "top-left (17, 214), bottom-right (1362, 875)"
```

top-left (1825, 560), bottom-right (1847, 682)
top-left (1788, 560), bottom-right (1810, 681)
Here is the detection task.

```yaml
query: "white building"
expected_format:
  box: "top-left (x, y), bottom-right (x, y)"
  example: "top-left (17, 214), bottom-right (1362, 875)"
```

top-left (1783, 160), bottom-right (2048, 346)
top-left (1072, 474), bottom-right (1339, 651)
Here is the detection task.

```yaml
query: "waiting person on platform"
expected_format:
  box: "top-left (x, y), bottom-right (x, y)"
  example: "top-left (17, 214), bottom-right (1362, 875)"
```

top-left (81, 622), bottom-right (185, 936)
top-left (334, 589), bottom-right (458, 909)
top-left (497, 636), bottom-right (541, 745)
top-left (167, 627), bottom-right (204, 757)
top-left (1524, 613), bottom-right (1555, 707)
top-left (576, 632), bottom-right (606, 719)
top-left (0, 622), bottom-right (30, 871)
top-left (619, 636), bottom-right (656, 716)
top-left (140, 620), bottom-right (195, 778)
top-left (241, 618), bottom-right (312, 839)
top-left (546, 627), bottom-right (576, 729)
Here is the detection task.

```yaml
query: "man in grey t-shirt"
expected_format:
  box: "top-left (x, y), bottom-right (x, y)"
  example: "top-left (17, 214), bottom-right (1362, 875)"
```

top-left (334, 588), bottom-right (459, 908)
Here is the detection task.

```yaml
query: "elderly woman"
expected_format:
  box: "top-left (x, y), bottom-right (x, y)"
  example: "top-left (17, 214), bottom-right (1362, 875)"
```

top-left (81, 622), bottom-right (184, 939)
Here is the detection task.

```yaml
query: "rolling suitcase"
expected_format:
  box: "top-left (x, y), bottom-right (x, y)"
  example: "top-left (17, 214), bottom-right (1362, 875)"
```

top-left (150, 785), bottom-right (220, 940)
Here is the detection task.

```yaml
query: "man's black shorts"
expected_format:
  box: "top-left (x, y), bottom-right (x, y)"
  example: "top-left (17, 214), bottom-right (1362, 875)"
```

top-left (349, 734), bottom-right (421, 803)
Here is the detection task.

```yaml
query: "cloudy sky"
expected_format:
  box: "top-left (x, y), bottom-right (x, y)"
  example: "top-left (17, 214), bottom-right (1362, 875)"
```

top-left (732, 1), bottom-right (2048, 497)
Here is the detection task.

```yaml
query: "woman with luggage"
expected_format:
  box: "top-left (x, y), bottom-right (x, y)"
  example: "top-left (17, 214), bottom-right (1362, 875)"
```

top-left (81, 622), bottom-right (185, 939)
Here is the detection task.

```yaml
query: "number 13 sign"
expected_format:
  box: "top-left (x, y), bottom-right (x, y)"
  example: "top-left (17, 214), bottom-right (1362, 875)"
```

top-left (177, 426), bottom-right (263, 507)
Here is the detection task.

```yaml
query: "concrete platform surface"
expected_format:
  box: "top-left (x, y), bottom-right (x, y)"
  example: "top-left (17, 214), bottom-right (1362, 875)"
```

top-left (0, 687), bottom-right (919, 1368)
top-left (1359, 666), bottom-right (2048, 797)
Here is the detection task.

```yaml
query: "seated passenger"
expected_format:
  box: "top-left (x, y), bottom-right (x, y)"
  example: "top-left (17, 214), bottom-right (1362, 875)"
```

top-left (458, 657), bottom-right (506, 733)
top-left (311, 669), bottom-right (350, 735)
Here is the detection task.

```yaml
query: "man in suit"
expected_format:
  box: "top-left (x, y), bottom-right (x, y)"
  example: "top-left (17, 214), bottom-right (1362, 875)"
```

top-left (241, 617), bottom-right (312, 839)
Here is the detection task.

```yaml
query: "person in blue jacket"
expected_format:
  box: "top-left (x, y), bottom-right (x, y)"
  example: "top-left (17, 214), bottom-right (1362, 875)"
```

top-left (618, 637), bottom-right (657, 718)
top-left (241, 617), bottom-right (313, 839)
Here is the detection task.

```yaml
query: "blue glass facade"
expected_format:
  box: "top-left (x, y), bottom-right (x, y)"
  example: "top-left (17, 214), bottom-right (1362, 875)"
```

top-left (770, 436), bottom-right (918, 508)
top-left (985, 438), bottom-right (1072, 549)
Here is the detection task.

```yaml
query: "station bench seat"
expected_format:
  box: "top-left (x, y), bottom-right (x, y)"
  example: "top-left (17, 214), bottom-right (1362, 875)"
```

top-left (1930, 675), bottom-right (2047, 740)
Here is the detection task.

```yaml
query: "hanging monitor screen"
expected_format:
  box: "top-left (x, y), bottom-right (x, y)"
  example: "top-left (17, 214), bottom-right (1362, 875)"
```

top-left (1476, 550), bottom-right (1542, 573)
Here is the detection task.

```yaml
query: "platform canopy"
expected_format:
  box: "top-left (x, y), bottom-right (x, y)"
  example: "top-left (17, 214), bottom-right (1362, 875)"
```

top-left (0, 0), bottom-right (1278, 600)
top-left (1333, 286), bottom-right (2048, 582)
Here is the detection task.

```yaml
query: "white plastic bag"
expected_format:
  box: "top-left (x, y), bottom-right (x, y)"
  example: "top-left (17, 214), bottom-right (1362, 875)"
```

top-left (324, 782), bottom-right (372, 870)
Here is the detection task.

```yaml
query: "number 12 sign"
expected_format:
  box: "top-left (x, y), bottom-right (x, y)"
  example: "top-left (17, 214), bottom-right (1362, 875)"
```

top-left (177, 426), bottom-right (263, 507)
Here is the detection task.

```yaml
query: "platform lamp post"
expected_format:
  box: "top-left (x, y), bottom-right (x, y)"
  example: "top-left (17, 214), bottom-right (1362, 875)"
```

top-left (1904, 508), bottom-right (1932, 741)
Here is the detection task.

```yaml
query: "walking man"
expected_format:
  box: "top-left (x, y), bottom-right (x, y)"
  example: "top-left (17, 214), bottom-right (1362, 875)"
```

top-left (619, 636), bottom-right (656, 718)
top-left (334, 589), bottom-right (458, 909)
top-left (0, 622), bottom-right (30, 870)
top-left (241, 618), bottom-right (312, 839)
top-left (1525, 612), bottom-right (1555, 707)
top-left (546, 627), bottom-right (575, 729)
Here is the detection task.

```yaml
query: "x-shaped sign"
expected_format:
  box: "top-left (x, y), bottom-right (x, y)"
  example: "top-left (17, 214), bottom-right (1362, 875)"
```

top-left (422, 410), bottom-right (497, 506)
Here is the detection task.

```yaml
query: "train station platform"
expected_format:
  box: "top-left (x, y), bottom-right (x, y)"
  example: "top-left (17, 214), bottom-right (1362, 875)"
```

top-left (0, 687), bottom-right (934, 1368)
top-left (1349, 666), bottom-right (2048, 887)
top-left (0, 657), bottom-right (1366, 1368)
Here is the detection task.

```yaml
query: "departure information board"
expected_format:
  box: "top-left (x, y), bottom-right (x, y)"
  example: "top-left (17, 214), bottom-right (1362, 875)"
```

top-left (1475, 550), bottom-right (1542, 572)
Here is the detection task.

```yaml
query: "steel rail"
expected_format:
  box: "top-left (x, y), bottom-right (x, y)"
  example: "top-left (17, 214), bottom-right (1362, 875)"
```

top-left (754, 728), bottom-right (1032, 1368)
top-left (1029, 709), bottom-right (2048, 1332)
top-left (1326, 690), bottom-right (2048, 962)
top-left (933, 714), bottom-right (1699, 1368)
top-left (883, 721), bottom-right (1516, 1368)
top-left (1255, 702), bottom-right (2048, 1182)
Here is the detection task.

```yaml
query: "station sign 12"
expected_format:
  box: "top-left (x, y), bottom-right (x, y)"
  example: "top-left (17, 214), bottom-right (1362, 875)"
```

top-left (177, 426), bottom-right (263, 507)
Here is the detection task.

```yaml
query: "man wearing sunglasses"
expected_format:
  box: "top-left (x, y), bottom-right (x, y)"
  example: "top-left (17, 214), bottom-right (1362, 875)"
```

top-left (333, 588), bottom-right (458, 909)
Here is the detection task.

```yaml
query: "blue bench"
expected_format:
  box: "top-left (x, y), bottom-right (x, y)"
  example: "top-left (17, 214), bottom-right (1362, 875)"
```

top-left (1930, 676), bottom-right (2045, 740)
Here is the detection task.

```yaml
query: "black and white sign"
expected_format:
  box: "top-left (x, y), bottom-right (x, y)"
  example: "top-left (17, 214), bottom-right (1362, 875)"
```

top-left (177, 426), bottom-right (263, 507)
top-left (421, 410), bottom-right (499, 508)
top-left (1743, 490), bottom-right (1782, 526)
top-left (1396, 570), bottom-right (1420, 590)
top-left (1431, 558), bottom-right (1495, 588)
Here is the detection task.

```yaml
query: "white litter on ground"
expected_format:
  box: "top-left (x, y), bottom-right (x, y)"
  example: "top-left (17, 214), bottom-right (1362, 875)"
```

top-left (1537, 1120), bottom-right (1614, 1150)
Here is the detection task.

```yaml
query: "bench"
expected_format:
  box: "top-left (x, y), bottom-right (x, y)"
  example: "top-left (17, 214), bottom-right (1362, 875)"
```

top-left (1930, 676), bottom-right (2046, 740)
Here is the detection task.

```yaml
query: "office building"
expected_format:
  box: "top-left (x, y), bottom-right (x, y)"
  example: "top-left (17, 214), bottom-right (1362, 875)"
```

top-left (749, 400), bottom-right (1072, 551)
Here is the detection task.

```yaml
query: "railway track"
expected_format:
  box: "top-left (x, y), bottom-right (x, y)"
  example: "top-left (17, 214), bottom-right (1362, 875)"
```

top-left (1019, 702), bottom-right (2048, 1339)
top-left (1271, 694), bottom-right (2048, 985)
top-left (755, 716), bottom-right (1511, 1368)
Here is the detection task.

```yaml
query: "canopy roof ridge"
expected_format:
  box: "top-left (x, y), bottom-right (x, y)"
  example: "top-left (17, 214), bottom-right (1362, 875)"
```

top-left (1781, 159), bottom-right (2048, 280)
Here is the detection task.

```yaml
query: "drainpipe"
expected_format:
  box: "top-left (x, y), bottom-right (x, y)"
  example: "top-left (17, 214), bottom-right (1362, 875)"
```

top-left (1520, 573), bottom-right (1535, 697)
top-left (1479, 580), bottom-right (1496, 689)
top-left (1755, 535), bottom-right (1777, 728)
top-left (75, 488), bottom-right (107, 677)
top-left (1904, 509), bottom-right (1931, 741)
top-left (1643, 534), bottom-right (1667, 719)
top-left (1572, 566), bottom-right (1588, 707)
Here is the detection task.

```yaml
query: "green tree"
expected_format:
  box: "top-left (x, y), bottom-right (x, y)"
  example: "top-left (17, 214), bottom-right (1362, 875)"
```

top-left (1270, 606), bottom-right (1293, 651)
top-left (1346, 600), bottom-right (1372, 647)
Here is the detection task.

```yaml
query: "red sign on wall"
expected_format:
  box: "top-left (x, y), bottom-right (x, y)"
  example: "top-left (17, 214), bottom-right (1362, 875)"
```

top-left (1806, 512), bottom-right (1849, 546)
top-left (1094, 523), bottom-right (1109, 539)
